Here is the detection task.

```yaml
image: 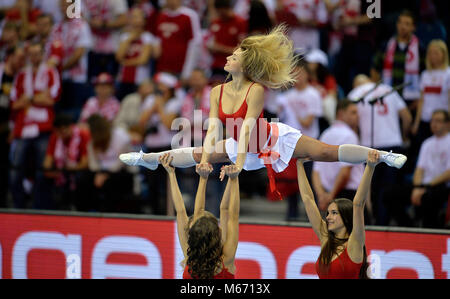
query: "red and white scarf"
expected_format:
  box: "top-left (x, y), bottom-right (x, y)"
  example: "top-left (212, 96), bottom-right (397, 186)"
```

top-left (383, 35), bottom-right (421, 100)
top-left (54, 126), bottom-right (83, 169)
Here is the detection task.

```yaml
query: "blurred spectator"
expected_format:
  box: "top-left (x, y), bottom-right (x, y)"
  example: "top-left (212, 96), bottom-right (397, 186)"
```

top-left (349, 74), bottom-right (412, 149)
top-left (180, 68), bottom-right (211, 147)
top-left (9, 42), bottom-right (60, 209)
top-left (412, 40), bottom-right (449, 151)
top-left (83, 0), bottom-right (128, 80)
top-left (312, 100), bottom-right (366, 216)
top-left (0, 46), bottom-right (24, 208)
top-left (275, 0), bottom-right (327, 51)
top-left (131, 0), bottom-right (158, 33)
top-left (48, 0), bottom-right (93, 121)
top-left (416, 0), bottom-right (447, 49)
top-left (77, 114), bottom-right (135, 212)
top-left (182, 0), bottom-right (208, 25)
top-left (371, 10), bottom-right (424, 109)
top-left (33, 14), bottom-right (63, 73)
top-left (207, 0), bottom-right (247, 78)
top-left (389, 110), bottom-right (450, 228)
top-left (79, 73), bottom-right (120, 125)
top-left (32, 0), bottom-right (63, 24)
top-left (247, 0), bottom-right (273, 36)
top-left (433, 0), bottom-right (450, 47)
top-left (305, 48), bottom-right (338, 125)
top-left (234, 0), bottom-right (275, 21)
top-left (348, 74), bottom-right (412, 225)
top-left (276, 60), bottom-right (323, 140)
top-left (410, 110), bottom-right (450, 228)
top-left (115, 7), bottom-right (156, 100)
top-left (323, 0), bottom-right (348, 59)
top-left (31, 14), bottom-right (54, 64)
top-left (276, 59), bottom-right (322, 219)
top-left (4, 0), bottom-right (41, 40)
top-left (139, 72), bottom-right (183, 215)
top-left (42, 114), bottom-right (89, 210)
top-left (261, 87), bottom-right (280, 121)
top-left (0, 22), bottom-right (20, 61)
top-left (31, 13), bottom-right (53, 46)
top-left (114, 78), bottom-right (154, 132)
top-left (331, 0), bottom-right (373, 93)
top-left (159, 0), bottom-right (209, 21)
top-left (154, 0), bottom-right (201, 81)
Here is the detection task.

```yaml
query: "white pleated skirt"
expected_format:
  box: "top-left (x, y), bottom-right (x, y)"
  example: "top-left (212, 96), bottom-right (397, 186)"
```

top-left (225, 122), bottom-right (302, 173)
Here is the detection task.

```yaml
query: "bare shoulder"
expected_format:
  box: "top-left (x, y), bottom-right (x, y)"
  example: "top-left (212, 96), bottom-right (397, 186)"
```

top-left (211, 84), bottom-right (223, 94)
top-left (210, 84), bottom-right (223, 105)
top-left (251, 82), bottom-right (265, 93)
top-left (247, 83), bottom-right (265, 103)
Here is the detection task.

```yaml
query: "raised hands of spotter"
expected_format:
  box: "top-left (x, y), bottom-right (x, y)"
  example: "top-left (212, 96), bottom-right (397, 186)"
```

top-left (196, 163), bottom-right (213, 178)
top-left (159, 153), bottom-right (175, 173)
top-left (367, 150), bottom-right (381, 167)
top-left (219, 164), bottom-right (240, 181)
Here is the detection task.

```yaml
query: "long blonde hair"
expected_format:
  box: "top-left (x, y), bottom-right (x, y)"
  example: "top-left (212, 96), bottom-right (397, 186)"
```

top-left (426, 39), bottom-right (449, 70)
top-left (239, 25), bottom-right (299, 89)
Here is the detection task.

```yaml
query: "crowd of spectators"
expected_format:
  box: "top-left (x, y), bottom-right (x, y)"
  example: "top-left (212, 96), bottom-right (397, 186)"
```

top-left (0, 0), bottom-right (448, 229)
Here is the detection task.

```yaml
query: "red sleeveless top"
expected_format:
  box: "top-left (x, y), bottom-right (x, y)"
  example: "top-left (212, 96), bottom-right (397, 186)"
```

top-left (182, 261), bottom-right (235, 279)
top-left (315, 247), bottom-right (363, 279)
top-left (218, 83), bottom-right (282, 200)
top-left (218, 83), bottom-right (271, 154)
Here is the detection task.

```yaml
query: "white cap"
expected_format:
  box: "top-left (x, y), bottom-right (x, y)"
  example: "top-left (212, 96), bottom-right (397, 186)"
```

top-left (154, 72), bottom-right (179, 88)
top-left (305, 49), bottom-right (328, 67)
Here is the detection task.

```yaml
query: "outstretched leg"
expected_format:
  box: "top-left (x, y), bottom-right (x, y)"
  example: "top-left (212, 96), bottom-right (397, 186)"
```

top-left (293, 135), bottom-right (407, 168)
top-left (120, 140), bottom-right (231, 170)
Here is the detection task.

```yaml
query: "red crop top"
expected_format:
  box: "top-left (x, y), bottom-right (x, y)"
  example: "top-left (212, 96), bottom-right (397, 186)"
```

top-left (217, 83), bottom-right (271, 153)
top-left (315, 247), bottom-right (363, 279)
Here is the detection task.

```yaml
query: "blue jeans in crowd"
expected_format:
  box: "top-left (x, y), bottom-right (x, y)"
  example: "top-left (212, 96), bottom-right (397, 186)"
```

top-left (9, 133), bottom-right (52, 209)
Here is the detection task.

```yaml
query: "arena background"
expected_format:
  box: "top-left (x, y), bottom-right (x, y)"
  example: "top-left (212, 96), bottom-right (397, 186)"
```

top-left (1, 209), bottom-right (449, 279)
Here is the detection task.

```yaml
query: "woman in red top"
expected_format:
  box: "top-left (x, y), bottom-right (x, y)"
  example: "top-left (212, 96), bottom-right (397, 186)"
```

top-left (159, 153), bottom-right (240, 279)
top-left (296, 150), bottom-right (381, 279)
top-left (120, 25), bottom-right (406, 197)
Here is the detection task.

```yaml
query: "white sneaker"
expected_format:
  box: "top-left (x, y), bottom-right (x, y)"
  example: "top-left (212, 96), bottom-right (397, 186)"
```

top-left (380, 151), bottom-right (407, 169)
top-left (119, 150), bottom-right (158, 170)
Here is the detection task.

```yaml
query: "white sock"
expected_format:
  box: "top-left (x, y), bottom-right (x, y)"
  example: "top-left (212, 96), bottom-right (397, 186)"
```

top-left (338, 144), bottom-right (388, 164)
top-left (143, 147), bottom-right (197, 168)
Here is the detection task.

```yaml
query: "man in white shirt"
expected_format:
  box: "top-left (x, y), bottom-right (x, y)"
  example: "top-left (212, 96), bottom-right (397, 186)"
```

top-left (312, 100), bottom-right (366, 214)
top-left (386, 109), bottom-right (450, 227)
top-left (410, 110), bottom-right (450, 227)
top-left (348, 74), bottom-right (412, 225)
top-left (277, 59), bottom-right (323, 220)
top-left (348, 74), bottom-right (412, 149)
top-left (276, 62), bottom-right (323, 139)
